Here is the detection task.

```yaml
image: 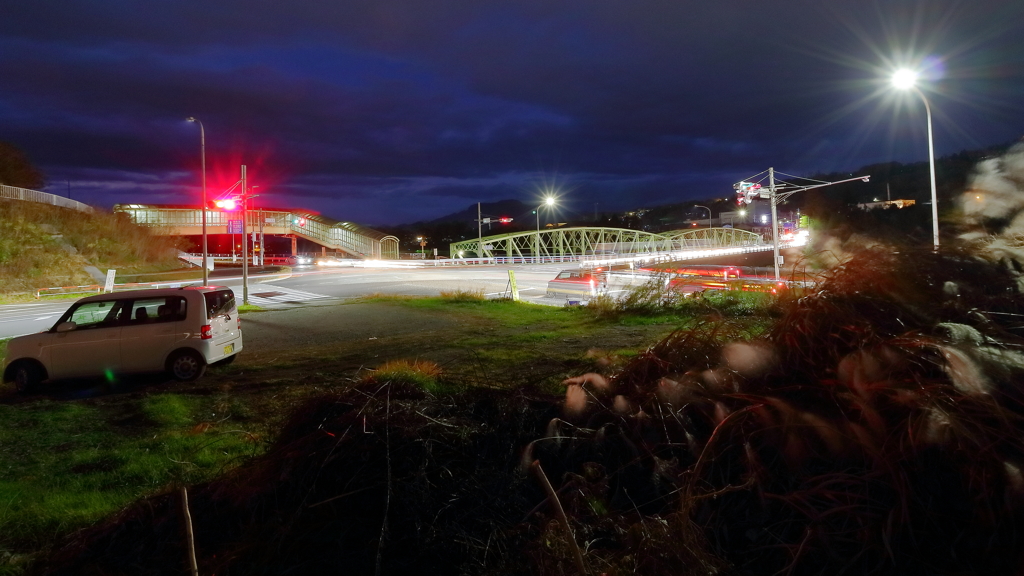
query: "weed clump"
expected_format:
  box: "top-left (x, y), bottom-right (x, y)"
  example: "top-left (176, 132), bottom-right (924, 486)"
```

top-left (439, 288), bottom-right (485, 302)
top-left (529, 246), bottom-right (1024, 575)
top-left (588, 275), bottom-right (775, 320)
top-left (362, 359), bottom-right (458, 395)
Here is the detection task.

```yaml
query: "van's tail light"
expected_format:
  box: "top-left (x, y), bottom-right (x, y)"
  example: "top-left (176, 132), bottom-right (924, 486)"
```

top-left (237, 316), bottom-right (241, 330)
top-left (201, 325), bottom-right (213, 339)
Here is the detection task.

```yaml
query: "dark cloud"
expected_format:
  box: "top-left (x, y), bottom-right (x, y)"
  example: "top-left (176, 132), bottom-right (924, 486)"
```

top-left (0, 0), bottom-right (1022, 225)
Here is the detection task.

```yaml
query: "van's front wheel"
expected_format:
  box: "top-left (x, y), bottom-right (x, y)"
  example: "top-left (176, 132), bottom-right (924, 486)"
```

top-left (167, 350), bottom-right (207, 382)
top-left (11, 362), bottom-right (43, 393)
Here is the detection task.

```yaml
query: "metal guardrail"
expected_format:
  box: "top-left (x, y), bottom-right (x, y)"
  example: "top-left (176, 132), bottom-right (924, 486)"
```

top-left (1, 184), bottom-right (92, 212)
top-left (36, 279), bottom-right (203, 299)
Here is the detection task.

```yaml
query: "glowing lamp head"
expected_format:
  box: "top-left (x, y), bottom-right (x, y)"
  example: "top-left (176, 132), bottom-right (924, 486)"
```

top-left (892, 69), bottom-right (918, 90)
top-left (544, 197), bottom-right (555, 206)
top-left (186, 116), bottom-right (197, 123)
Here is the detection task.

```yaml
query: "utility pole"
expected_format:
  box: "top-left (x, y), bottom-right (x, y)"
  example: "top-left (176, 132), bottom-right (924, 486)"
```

top-left (768, 168), bottom-right (782, 281)
top-left (478, 202), bottom-right (482, 258)
top-left (736, 168), bottom-right (870, 282)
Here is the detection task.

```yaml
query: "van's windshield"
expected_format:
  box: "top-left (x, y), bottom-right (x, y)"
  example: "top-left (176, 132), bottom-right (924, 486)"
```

top-left (204, 290), bottom-right (236, 319)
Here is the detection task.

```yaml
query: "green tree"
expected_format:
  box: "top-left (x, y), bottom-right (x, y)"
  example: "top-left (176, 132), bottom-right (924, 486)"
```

top-left (0, 141), bottom-right (44, 189)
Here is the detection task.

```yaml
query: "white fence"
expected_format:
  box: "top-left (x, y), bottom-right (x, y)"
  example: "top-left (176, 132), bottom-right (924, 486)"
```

top-left (1, 184), bottom-right (92, 212)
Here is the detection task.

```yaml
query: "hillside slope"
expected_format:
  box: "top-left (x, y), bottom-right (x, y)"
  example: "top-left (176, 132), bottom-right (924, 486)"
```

top-left (0, 200), bottom-right (183, 295)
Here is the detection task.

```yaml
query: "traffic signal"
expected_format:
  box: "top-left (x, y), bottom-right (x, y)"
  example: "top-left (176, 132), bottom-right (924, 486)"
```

top-left (499, 217), bottom-right (513, 223)
top-left (214, 198), bottom-right (238, 211)
top-left (291, 216), bottom-right (306, 227)
top-left (733, 181), bottom-right (762, 205)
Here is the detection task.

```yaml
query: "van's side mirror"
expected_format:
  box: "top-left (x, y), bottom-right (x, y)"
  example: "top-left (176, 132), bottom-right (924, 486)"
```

top-left (56, 321), bottom-right (77, 333)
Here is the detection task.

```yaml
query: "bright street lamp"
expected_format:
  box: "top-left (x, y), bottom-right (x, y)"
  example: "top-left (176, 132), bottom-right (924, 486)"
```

top-left (186, 117), bottom-right (209, 284)
top-left (694, 204), bottom-right (711, 229)
top-left (536, 196), bottom-right (556, 232)
top-left (536, 196), bottom-right (556, 261)
top-left (891, 68), bottom-right (939, 249)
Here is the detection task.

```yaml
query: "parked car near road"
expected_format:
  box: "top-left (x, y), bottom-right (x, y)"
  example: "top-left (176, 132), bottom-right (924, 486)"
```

top-left (2, 286), bottom-right (243, 392)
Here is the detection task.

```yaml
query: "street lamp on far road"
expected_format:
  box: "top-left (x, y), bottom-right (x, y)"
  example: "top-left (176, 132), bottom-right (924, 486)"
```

top-left (891, 68), bottom-right (939, 249)
top-left (694, 205), bottom-right (711, 229)
top-left (536, 196), bottom-right (556, 260)
top-left (186, 117), bottom-right (209, 285)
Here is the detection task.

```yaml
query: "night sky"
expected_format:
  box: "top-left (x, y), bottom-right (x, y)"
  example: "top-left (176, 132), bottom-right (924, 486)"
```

top-left (1, 1), bottom-right (1022, 226)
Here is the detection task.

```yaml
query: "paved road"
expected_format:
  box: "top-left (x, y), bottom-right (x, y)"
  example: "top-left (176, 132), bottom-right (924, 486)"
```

top-left (0, 263), bottom-right (583, 339)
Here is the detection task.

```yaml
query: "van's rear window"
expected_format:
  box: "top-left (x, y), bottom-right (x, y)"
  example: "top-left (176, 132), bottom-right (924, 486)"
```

top-left (204, 290), bottom-right (236, 319)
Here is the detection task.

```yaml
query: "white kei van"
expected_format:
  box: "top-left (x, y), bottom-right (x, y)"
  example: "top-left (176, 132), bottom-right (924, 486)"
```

top-left (2, 286), bottom-right (243, 392)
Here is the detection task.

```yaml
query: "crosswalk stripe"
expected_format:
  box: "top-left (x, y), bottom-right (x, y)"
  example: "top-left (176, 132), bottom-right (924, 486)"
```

top-left (246, 286), bottom-right (330, 306)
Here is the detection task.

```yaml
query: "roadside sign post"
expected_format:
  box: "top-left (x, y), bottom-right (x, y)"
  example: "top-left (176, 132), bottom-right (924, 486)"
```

top-left (104, 269), bottom-right (116, 293)
top-left (507, 270), bottom-right (520, 301)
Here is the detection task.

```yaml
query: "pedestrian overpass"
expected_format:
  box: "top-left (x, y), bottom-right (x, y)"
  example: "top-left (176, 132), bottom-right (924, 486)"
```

top-left (114, 204), bottom-right (399, 259)
top-left (449, 226), bottom-right (767, 258)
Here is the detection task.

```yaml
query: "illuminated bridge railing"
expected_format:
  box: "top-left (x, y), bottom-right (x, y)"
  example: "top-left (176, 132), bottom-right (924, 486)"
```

top-left (114, 204), bottom-right (399, 260)
top-left (449, 226), bottom-right (766, 258)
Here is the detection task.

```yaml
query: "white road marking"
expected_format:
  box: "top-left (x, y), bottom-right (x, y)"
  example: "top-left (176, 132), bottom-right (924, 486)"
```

top-left (246, 286), bottom-right (331, 307)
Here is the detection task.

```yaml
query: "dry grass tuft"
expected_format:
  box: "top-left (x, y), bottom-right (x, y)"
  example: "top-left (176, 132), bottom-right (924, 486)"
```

top-left (530, 246), bottom-right (1024, 575)
top-left (438, 288), bottom-right (485, 302)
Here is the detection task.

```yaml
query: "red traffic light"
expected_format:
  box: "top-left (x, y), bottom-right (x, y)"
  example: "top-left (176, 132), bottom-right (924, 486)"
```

top-left (215, 198), bottom-right (238, 211)
top-left (499, 217), bottom-right (513, 223)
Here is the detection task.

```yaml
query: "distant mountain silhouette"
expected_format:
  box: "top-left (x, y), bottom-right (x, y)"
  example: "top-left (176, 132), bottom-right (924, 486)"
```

top-left (425, 199), bottom-right (531, 224)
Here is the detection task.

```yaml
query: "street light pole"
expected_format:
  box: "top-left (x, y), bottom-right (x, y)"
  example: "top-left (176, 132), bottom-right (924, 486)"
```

top-left (240, 165), bottom-right (249, 305)
top-left (892, 69), bottom-right (939, 249)
top-left (186, 117), bottom-right (209, 285)
top-left (694, 204), bottom-right (711, 229)
top-left (917, 87), bottom-right (939, 249)
top-left (535, 196), bottom-right (555, 262)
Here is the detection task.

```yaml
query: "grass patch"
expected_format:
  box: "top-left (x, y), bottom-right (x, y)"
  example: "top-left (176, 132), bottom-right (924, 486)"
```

top-left (140, 394), bottom-right (194, 427)
top-left (0, 393), bottom-right (266, 554)
top-left (0, 293), bottom-right (772, 566)
top-left (237, 303), bottom-right (264, 314)
top-left (363, 359), bottom-right (460, 395)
